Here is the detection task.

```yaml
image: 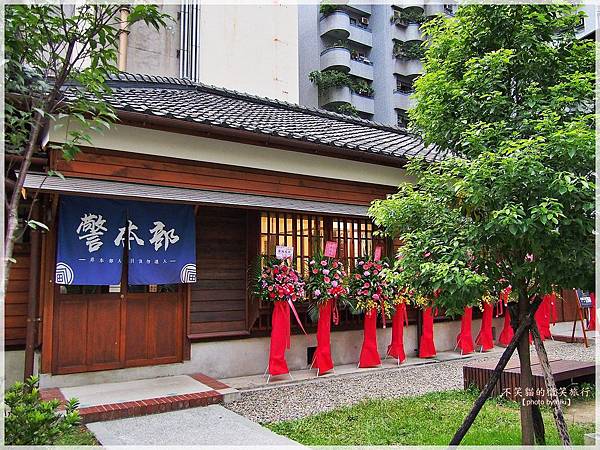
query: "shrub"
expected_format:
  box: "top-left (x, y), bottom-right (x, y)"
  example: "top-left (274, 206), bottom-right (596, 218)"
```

top-left (393, 40), bottom-right (425, 59)
top-left (351, 78), bottom-right (375, 97)
top-left (4, 376), bottom-right (81, 445)
top-left (309, 69), bottom-right (350, 91)
top-left (320, 1), bottom-right (338, 16)
top-left (309, 70), bottom-right (375, 97)
top-left (391, 8), bottom-right (426, 26)
top-left (334, 103), bottom-right (359, 117)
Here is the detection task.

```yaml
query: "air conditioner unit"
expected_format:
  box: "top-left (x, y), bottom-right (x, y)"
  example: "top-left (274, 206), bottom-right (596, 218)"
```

top-left (360, 17), bottom-right (369, 25)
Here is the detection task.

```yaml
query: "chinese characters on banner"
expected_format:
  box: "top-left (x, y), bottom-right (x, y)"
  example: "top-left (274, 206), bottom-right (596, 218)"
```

top-left (126, 201), bottom-right (196, 285)
top-left (56, 197), bottom-right (125, 285)
top-left (56, 196), bottom-right (196, 286)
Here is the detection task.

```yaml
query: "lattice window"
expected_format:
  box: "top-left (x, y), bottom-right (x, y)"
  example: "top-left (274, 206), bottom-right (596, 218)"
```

top-left (259, 212), bottom-right (325, 276)
top-left (252, 213), bottom-right (386, 334)
top-left (331, 217), bottom-right (378, 271)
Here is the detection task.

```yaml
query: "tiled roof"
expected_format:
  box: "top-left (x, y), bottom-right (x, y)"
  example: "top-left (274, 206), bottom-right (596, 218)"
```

top-left (64, 73), bottom-right (444, 162)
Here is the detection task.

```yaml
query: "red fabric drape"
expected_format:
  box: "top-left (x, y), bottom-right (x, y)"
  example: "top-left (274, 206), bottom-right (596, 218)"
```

top-left (588, 292), bottom-right (596, 331)
top-left (387, 303), bottom-right (408, 362)
top-left (419, 307), bottom-right (436, 358)
top-left (475, 303), bottom-right (494, 351)
top-left (456, 306), bottom-right (475, 354)
top-left (535, 294), bottom-right (552, 340)
top-left (312, 299), bottom-right (334, 374)
top-left (549, 292), bottom-right (558, 324)
top-left (498, 308), bottom-right (514, 347)
top-left (268, 301), bottom-right (290, 376)
top-left (359, 308), bottom-right (381, 367)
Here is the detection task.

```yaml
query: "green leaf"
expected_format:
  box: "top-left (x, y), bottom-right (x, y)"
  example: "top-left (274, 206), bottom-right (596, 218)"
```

top-left (26, 219), bottom-right (49, 231)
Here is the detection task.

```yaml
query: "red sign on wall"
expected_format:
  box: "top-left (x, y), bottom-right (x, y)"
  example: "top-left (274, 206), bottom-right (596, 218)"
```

top-left (324, 241), bottom-right (338, 258)
top-left (374, 246), bottom-right (382, 261)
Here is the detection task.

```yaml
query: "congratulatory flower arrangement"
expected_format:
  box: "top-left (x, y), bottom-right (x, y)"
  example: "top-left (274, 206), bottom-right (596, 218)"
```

top-left (305, 255), bottom-right (348, 306)
top-left (348, 258), bottom-right (394, 319)
top-left (255, 258), bottom-right (305, 303)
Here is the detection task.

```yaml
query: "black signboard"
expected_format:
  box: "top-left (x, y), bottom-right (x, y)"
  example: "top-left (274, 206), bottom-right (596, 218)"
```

top-left (576, 289), bottom-right (593, 309)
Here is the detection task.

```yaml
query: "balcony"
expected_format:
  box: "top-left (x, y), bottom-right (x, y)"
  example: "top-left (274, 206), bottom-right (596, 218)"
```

top-left (392, 22), bottom-right (422, 42)
top-left (320, 86), bottom-right (352, 107)
top-left (320, 86), bottom-right (374, 115)
top-left (348, 23), bottom-right (372, 47)
top-left (349, 59), bottom-right (373, 80)
top-left (394, 57), bottom-right (423, 76)
top-left (346, 2), bottom-right (371, 15)
top-left (425, 4), bottom-right (446, 16)
top-left (394, 90), bottom-right (416, 111)
top-left (351, 92), bottom-right (375, 115)
top-left (402, 2), bottom-right (425, 13)
top-left (320, 47), bottom-right (351, 72)
top-left (319, 11), bottom-right (351, 40)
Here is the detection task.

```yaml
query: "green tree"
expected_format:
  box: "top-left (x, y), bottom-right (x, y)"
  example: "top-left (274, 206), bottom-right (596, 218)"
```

top-left (4, 4), bottom-right (168, 283)
top-left (370, 4), bottom-right (594, 445)
top-left (4, 376), bottom-right (80, 445)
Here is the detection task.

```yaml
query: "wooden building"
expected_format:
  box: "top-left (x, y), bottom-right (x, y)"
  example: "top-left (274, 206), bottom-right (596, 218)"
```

top-left (6, 74), bottom-right (499, 386)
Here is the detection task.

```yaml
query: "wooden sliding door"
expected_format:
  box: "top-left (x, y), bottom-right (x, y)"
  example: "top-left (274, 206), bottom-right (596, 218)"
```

top-left (189, 207), bottom-right (248, 338)
top-left (52, 285), bottom-right (184, 374)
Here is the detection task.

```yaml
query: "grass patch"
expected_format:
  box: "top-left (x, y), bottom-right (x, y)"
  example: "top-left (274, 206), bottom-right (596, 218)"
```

top-left (266, 389), bottom-right (595, 446)
top-left (55, 426), bottom-right (98, 446)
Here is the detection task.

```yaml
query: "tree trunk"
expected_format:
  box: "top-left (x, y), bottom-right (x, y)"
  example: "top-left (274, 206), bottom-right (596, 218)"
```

top-left (449, 296), bottom-right (542, 445)
top-left (4, 112), bottom-right (44, 286)
top-left (5, 39), bottom-right (75, 285)
top-left (531, 321), bottom-right (572, 445)
top-left (532, 404), bottom-right (546, 445)
top-left (516, 287), bottom-right (535, 445)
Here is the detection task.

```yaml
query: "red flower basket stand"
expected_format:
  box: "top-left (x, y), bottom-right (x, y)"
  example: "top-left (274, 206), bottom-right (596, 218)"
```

top-left (475, 302), bottom-right (494, 351)
top-left (387, 302), bottom-right (408, 364)
top-left (267, 300), bottom-right (291, 377)
top-left (312, 299), bottom-right (335, 375)
top-left (455, 306), bottom-right (475, 355)
top-left (359, 308), bottom-right (381, 367)
top-left (419, 307), bottom-right (437, 358)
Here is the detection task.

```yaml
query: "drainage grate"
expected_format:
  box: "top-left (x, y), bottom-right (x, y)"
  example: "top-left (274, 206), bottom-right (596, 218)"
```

top-left (307, 346), bottom-right (317, 366)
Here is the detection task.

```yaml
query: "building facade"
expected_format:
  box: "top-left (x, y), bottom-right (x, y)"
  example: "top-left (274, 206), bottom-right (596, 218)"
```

top-left (298, 2), bottom-right (455, 126)
top-left (123, 2), bottom-right (300, 103)
top-left (122, 2), bottom-right (596, 127)
top-left (6, 73), bottom-right (508, 388)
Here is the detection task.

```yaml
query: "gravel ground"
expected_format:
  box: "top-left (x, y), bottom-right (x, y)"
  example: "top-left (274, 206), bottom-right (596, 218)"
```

top-left (225, 340), bottom-right (596, 423)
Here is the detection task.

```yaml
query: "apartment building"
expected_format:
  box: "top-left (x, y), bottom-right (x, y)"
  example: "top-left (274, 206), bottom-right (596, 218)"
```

top-left (121, 2), bottom-right (596, 127)
top-left (122, 2), bottom-right (300, 103)
top-left (299, 2), bottom-right (457, 126)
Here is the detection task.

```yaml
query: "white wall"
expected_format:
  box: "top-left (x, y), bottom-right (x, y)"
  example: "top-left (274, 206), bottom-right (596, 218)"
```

top-left (38, 318), bottom-right (503, 388)
top-left (4, 351), bottom-right (25, 388)
top-left (50, 121), bottom-right (411, 188)
top-left (198, 3), bottom-right (299, 103)
top-left (126, 4), bottom-right (180, 77)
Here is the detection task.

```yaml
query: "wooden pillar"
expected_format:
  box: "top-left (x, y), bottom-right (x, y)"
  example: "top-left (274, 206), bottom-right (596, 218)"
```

top-left (24, 202), bottom-right (41, 379)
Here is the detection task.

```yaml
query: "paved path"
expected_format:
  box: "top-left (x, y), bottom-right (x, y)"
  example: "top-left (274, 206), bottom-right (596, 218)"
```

top-left (87, 404), bottom-right (300, 446)
top-left (226, 340), bottom-right (596, 423)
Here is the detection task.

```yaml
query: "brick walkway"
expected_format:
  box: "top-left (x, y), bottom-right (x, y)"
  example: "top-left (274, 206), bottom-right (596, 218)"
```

top-left (40, 372), bottom-right (239, 423)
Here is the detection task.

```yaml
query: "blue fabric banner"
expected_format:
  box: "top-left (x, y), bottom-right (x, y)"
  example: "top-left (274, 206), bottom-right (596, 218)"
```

top-left (56, 196), bottom-right (126, 285)
top-left (125, 201), bottom-right (196, 285)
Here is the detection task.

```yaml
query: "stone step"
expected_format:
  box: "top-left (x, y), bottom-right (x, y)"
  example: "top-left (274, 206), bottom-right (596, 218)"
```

top-left (40, 372), bottom-right (239, 423)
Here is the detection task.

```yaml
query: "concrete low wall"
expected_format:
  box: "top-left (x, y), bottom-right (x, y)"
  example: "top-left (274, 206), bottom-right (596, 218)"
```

top-left (37, 317), bottom-right (503, 388)
top-left (4, 350), bottom-right (25, 388)
top-left (4, 350), bottom-right (41, 389)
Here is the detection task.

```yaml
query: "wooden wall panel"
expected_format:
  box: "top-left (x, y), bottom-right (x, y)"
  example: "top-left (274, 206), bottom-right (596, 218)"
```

top-left (190, 207), bottom-right (248, 337)
top-left (558, 289), bottom-right (580, 323)
top-left (51, 148), bottom-right (394, 206)
top-left (53, 297), bottom-right (88, 373)
top-left (5, 246), bottom-right (30, 346)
